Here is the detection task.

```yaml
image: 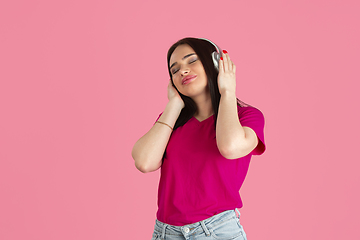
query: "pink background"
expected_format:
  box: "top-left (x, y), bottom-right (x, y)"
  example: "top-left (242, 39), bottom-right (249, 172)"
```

top-left (1, 0), bottom-right (359, 239)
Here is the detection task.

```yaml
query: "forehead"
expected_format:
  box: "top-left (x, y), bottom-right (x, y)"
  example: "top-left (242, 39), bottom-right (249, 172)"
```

top-left (169, 44), bottom-right (196, 65)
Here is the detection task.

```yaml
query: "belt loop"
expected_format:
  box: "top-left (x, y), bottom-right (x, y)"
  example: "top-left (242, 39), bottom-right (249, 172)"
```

top-left (235, 208), bottom-right (241, 219)
top-left (161, 223), bottom-right (168, 240)
top-left (200, 220), bottom-right (211, 236)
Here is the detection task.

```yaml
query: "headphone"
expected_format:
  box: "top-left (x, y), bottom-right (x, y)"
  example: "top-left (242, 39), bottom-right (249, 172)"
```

top-left (197, 38), bottom-right (222, 71)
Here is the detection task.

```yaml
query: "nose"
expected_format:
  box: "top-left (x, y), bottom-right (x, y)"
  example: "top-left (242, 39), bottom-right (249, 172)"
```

top-left (179, 65), bottom-right (190, 76)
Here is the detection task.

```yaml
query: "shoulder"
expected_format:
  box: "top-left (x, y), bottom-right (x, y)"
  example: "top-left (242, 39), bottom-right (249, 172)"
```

top-left (237, 105), bottom-right (264, 119)
top-left (237, 105), bottom-right (266, 155)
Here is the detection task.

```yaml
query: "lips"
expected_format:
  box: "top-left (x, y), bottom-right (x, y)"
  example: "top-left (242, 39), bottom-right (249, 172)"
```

top-left (182, 75), bottom-right (197, 85)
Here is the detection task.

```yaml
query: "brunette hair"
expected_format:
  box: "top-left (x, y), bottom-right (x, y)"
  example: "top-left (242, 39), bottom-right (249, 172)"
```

top-left (167, 37), bottom-right (250, 131)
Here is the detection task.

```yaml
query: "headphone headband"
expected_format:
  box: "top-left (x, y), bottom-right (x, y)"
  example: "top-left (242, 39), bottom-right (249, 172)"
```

top-left (197, 38), bottom-right (222, 53)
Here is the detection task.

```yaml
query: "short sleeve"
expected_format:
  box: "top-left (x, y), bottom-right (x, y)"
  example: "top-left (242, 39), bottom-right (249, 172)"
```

top-left (237, 106), bottom-right (266, 155)
top-left (153, 112), bottom-right (163, 125)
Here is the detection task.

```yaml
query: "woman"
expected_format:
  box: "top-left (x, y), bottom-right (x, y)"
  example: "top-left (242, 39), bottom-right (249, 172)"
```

top-left (132, 37), bottom-right (266, 240)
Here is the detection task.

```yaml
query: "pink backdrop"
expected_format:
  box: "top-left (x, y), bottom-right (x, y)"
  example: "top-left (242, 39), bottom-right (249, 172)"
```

top-left (1, 0), bottom-right (359, 239)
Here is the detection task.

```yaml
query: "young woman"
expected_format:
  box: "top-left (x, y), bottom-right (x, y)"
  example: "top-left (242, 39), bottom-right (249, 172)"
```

top-left (132, 37), bottom-right (266, 240)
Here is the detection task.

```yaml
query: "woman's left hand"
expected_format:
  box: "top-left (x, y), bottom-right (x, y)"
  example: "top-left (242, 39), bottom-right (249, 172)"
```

top-left (218, 50), bottom-right (236, 95)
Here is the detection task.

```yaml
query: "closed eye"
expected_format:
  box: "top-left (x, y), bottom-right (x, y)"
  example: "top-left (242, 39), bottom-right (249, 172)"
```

top-left (171, 57), bottom-right (198, 75)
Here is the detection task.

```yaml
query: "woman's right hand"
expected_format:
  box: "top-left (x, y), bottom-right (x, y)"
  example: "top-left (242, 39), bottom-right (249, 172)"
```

top-left (167, 79), bottom-right (185, 109)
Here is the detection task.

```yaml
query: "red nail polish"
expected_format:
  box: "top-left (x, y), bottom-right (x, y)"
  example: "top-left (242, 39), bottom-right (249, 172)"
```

top-left (220, 57), bottom-right (223, 60)
top-left (223, 50), bottom-right (228, 54)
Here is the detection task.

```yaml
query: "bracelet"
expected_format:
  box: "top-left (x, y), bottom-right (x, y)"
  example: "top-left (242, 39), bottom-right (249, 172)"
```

top-left (156, 121), bottom-right (173, 130)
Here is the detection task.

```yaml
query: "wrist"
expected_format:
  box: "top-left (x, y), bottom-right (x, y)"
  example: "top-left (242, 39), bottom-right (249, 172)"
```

top-left (168, 99), bottom-right (184, 110)
top-left (220, 90), bottom-right (236, 98)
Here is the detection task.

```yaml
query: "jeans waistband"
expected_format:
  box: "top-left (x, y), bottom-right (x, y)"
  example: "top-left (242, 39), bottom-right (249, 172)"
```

top-left (155, 208), bottom-right (241, 239)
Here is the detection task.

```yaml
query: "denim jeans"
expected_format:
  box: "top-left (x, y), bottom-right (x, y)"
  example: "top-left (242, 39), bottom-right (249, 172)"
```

top-left (151, 208), bottom-right (247, 240)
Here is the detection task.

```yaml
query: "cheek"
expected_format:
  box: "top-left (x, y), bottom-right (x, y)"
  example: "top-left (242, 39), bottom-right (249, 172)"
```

top-left (194, 64), bottom-right (206, 75)
top-left (172, 76), bottom-right (182, 89)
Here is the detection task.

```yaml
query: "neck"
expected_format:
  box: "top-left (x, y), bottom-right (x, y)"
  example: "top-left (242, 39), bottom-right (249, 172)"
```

top-left (192, 91), bottom-right (213, 119)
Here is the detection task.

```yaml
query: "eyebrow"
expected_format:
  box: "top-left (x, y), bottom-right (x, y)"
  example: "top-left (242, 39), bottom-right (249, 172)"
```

top-left (170, 53), bottom-right (196, 70)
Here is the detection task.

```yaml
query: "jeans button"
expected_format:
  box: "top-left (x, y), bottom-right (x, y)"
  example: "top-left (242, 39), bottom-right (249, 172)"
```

top-left (183, 227), bottom-right (190, 233)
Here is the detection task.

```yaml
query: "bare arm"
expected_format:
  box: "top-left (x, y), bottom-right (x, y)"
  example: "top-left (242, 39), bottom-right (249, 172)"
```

top-left (132, 81), bottom-right (184, 173)
top-left (216, 50), bottom-right (258, 159)
top-left (216, 91), bottom-right (258, 159)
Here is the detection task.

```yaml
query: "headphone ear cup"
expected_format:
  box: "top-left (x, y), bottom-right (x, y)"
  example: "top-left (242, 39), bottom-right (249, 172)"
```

top-left (212, 52), bottom-right (220, 71)
top-left (198, 38), bottom-right (221, 71)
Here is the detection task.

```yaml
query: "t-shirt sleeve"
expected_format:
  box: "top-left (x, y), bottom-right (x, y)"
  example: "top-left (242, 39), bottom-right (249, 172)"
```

top-left (153, 112), bottom-right (163, 125)
top-left (238, 106), bottom-right (266, 155)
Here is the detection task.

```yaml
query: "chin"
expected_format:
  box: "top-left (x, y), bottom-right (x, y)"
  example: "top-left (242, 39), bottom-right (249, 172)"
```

top-left (177, 81), bottom-right (208, 97)
top-left (181, 89), bottom-right (207, 99)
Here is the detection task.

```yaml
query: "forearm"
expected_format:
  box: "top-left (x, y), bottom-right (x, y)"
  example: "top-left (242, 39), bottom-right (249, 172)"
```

top-left (132, 100), bottom-right (182, 173)
top-left (216, 91), bottom-right (246, 158)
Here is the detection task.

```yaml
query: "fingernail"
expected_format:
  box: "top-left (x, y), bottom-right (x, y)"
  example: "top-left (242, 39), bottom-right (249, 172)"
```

top-left (220, 57), bottom-right (223, 60)
top-left (223, 50), bottom-right (228, 54)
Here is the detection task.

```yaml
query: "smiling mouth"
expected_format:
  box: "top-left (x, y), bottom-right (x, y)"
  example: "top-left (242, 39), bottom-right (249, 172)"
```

top-left (182, 76), bottom-right (197, 85)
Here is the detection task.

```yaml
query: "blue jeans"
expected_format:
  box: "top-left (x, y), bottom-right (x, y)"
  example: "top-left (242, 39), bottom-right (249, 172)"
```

top-left (151, 208), bottom-right (247, 240)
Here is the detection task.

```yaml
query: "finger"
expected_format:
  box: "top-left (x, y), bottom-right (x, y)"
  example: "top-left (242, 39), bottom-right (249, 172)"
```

top-left (225, 50), bottom-right (234, 72)
top-left (227, 57), bottom-right (233, 72)
top-left (222, 50), bottom-right (229, 72)
top-left (228, 58), bottom-right (234, 72)
top-left (219, 55), bottom-right (224, 73)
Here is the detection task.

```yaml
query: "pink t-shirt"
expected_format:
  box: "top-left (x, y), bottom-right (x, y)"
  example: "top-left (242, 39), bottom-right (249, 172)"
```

top-left (153, 105), bottom-right (266, 226)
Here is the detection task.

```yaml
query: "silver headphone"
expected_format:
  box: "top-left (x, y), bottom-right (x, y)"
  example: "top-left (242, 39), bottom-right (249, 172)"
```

top-left (198, 38), bottom-right (222, 71)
